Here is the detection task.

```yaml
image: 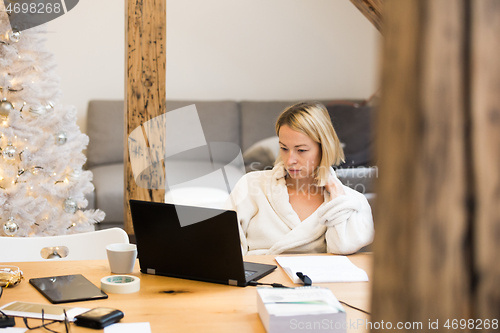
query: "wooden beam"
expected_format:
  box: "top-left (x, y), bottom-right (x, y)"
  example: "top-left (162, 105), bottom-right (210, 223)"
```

top-left (125, 0), bottom-right (166, 234)
top-left (472, 0), bottom-right (500, 322)
top-left (349, 0), bottom-right (383, 33)
top-left (372, 0), bottom-right (472, 328)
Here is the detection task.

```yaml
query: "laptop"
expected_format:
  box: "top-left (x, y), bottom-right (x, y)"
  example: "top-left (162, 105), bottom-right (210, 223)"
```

top-left (129, 200), bottom-right (277, 287)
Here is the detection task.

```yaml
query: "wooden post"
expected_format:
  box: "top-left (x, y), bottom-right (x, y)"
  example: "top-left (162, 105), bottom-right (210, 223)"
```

top-left (125, 0), bottom-right (166, 234)
top-left (371, 0), bottom-right (471, 329)
top-left (471, 0), bottom-right (500, 322)
top-left (372, 0), bottom-right (500, 330)
top-left (349, 0), bottom-right (383, 33)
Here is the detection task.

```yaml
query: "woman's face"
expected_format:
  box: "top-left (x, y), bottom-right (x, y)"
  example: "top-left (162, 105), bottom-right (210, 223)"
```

top-left (278, 125), bottom-right (321, 180)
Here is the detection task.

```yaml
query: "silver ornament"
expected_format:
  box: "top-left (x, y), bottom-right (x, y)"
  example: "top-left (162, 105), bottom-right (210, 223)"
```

top-left (29, 105), bottom-right (46, 116)
top-left (0, 99), bottom-right (13, 118)
top-left (8, 29), bottom-right (21, 43)
top-left (47, 251), bottom-right (62, 259)
top-left (2, 143), bottom-right (17, 161)
top-left (55, 131), bottom-right (67, 145)
top-left (3, 217), bottom-right (19, 236)
top-left (63, 197), bottom-right (78, 214)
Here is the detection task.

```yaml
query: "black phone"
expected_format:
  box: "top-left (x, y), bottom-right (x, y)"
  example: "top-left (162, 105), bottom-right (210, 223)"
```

top-left (29, 274), bottom-right (108, 304)
top-left (74, 307), bottom-right (124, 329)
top-left (0, 311), bottom-right (15, 328)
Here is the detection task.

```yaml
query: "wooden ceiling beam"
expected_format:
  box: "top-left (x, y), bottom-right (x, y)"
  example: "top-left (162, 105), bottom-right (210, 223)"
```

top-left (350, 0), bottom-right (383, 33)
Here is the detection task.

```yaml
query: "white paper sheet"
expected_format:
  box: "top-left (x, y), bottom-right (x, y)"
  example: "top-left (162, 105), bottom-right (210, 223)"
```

top-left (104, 322), bottom-right (151, 333)
top-left (275, 255), bottom-right (368, 283)
top-left (257, 286), bottom-right (344, 316)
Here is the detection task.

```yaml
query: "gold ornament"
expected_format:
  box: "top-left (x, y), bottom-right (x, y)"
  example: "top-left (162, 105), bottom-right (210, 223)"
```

top-left (0, 266), bottom-right (23, 287)
top-left (0, 98), bottom-right (13, 118)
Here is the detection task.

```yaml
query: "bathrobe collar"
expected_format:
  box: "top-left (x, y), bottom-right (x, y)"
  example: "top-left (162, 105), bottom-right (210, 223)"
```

top-left (264, 162), bottom-right (327, 254)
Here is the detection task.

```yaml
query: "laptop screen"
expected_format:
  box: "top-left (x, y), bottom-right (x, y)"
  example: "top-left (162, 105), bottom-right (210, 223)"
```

top-left (130, 200), bottom-right (247, 285)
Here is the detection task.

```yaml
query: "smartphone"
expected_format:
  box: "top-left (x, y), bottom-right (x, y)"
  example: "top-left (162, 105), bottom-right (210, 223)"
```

top-left (0, 301), bottom-right (89, 321)
top-left (29, 274), bottom-right (108, 304)
top-left (74, 307), bottom-right (124, 328)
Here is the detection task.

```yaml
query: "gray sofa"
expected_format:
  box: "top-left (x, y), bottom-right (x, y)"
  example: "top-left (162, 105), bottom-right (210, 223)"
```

top-left (85, 100), bottom-right (376, 230)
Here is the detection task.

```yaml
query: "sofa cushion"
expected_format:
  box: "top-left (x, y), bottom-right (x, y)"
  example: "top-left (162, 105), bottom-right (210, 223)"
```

top-left (164, 159), bottom-right (245, 191)
top-left (243, 136), bottom-right (279, 172)
top-left (165, 100), bottom-right (240, 153)
top-left (336, 167), bottom-right (377, 194)
top-left (91, 163), bottom-right (124, 223)
top-left (326, 103), bottom-right (375, 167)
top-left (240, 101), bottom-right (295, 152)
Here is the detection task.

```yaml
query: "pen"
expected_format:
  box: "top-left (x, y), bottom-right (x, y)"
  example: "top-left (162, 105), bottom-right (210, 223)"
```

top-left (296, 272), bottom-right (312, 286)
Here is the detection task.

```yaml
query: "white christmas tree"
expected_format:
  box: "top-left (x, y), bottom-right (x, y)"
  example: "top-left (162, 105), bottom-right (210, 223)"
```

top-left (0, 6), bottom-right (104, 237)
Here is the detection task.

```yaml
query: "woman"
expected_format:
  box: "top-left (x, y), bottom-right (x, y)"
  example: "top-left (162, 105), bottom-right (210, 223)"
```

top-left (226, 102), bottom-right (374, 255)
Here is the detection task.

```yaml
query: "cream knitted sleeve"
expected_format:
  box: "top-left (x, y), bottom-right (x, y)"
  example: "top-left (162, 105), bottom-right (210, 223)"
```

top-left (224, 174), bottom-right (259, 256)
top-left (317, 187), bottom-right (374, 254)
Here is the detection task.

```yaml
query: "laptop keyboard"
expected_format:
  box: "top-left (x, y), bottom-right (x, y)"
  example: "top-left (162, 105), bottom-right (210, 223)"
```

top-left (245, 270), bottom-right (257, 278)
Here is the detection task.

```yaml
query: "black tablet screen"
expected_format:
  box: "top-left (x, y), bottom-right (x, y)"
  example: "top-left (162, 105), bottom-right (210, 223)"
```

top-left (29, 274), bottom-right (108, 304)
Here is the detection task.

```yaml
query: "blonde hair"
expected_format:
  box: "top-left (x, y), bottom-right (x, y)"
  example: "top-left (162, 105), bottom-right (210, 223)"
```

top-left (275, 102), bottom-right (345, 186)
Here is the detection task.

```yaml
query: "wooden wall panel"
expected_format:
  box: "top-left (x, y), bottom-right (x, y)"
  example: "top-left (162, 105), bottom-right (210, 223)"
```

top-left (125, 0), bottom-right (166, 234)
top-left (472, 0), bottom-right (500, 323)
top-left (371, 0), bottom-right (471, 329)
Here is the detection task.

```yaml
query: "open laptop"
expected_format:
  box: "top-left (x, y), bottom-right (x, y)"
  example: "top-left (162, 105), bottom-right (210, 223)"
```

top-left (129, 200), bottom-right (276, 287)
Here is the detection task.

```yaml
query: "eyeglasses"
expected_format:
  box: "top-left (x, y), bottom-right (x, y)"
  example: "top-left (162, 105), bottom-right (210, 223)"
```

top-left (0, 310), bottom-right (15, 328)
top-left (23, 309), bottom-right (70, 333)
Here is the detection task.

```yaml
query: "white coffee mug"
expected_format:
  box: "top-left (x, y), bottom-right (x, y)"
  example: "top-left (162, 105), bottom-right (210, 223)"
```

top-left (106, 243), bottom-right (137, 274)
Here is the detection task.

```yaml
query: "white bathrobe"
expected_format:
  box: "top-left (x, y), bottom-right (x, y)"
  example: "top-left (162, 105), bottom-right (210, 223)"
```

top-left (226, 162), bottom-right (374, 255)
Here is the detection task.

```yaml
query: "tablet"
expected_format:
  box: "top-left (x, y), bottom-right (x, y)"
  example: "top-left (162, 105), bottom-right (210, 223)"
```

top-left (29, 274), bottom-right (108, 304)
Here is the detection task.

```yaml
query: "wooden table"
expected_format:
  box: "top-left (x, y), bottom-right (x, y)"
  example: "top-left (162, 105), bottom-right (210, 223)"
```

top-left (0, 254), bottom-right (372, 332)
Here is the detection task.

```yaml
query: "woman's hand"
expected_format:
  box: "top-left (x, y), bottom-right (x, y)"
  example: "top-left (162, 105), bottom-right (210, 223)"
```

top-left (324, 171), bottom-right (345, 199)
